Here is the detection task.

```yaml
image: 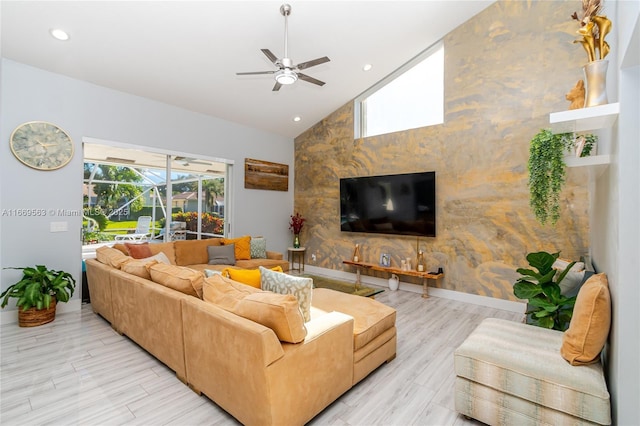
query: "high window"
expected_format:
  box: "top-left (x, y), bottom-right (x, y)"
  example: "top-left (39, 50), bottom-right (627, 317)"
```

top-left (355, 42), bottom-right (444, 138)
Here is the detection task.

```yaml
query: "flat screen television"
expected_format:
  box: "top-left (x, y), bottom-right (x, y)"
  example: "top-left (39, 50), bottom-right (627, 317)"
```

top-left (340, 171), bottom-right (436, 237)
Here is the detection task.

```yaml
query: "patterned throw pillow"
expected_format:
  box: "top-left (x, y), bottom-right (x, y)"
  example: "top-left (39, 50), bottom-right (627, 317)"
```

top-left (250, 237), bottom-right (267, 259)
top-left (260, 266), bottom-right (312, 322)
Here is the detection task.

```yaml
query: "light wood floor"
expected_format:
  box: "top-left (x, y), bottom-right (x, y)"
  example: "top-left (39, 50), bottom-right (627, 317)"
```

top-left (1, 288), bottom-right (521, 425)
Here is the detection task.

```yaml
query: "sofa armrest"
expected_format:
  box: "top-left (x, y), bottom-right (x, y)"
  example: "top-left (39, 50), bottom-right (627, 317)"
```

top-left (266, 251), bottom-right (283, 260)
top-left (85, 258), bottom-right (115, 324)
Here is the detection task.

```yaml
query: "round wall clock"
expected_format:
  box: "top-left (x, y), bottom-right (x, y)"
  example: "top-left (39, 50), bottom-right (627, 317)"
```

top-left (10, 121), bottom-right (74, 171)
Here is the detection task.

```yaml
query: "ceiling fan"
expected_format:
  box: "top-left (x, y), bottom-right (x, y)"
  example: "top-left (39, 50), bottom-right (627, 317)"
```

top-left (236, 4), bottom-right (330, 91)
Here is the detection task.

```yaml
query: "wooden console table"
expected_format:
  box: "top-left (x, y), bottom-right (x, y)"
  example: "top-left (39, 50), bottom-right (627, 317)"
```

top-left (343, 260), bottom-right (444, 298)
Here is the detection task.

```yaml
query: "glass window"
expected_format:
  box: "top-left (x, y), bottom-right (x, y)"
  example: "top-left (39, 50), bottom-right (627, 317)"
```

top-left (82, 142), bottom-right (229, 246)
top-left (356, 42), bottom-right (444, 138)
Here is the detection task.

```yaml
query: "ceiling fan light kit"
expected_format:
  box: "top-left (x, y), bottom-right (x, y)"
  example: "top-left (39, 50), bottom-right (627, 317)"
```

top-left (236, 3), bottom-right (330, 91)
top-left (275, 69), bottom-right (297, 85)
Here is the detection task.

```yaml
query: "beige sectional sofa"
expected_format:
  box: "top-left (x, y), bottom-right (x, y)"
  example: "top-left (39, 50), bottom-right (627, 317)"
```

top-left (85, 238), bottom-right (397, 426)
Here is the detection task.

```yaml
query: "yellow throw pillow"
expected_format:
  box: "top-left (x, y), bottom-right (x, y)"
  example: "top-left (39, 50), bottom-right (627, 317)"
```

top-left (561, 273), bottom-right (611, 365)
top-left (223, 266), bottom-right (283, 288)
top-left (148, 263), bottom-right (204, 298)
top-left (221, 236), bottom-right (252, 260)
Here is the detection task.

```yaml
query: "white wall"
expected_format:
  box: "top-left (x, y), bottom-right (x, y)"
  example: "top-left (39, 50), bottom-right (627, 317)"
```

top-left (591, 1), bottom-right (640, 424)
top-left (0, 59), bottom-right (294, 317)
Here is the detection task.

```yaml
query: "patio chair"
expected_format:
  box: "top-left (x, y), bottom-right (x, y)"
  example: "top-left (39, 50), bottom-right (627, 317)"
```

top-left (115, 216), bottom-right (152, 241)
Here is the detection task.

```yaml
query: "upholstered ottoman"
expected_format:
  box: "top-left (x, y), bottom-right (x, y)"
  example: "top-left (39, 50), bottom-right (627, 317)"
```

top-left (311, 288), bottom-right (397, 384)
top-left (454, 318), bottom-right (610, 425)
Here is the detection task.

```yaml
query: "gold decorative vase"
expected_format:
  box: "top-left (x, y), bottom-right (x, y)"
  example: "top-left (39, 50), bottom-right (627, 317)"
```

top-left (583, 60), bottom-right (608, 107)
top-left (293, 234), bottom-right (300, 248)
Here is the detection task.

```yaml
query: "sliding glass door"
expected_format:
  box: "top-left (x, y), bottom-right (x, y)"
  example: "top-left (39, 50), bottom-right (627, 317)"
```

top-left (82, 141), bottom-right (230, 246)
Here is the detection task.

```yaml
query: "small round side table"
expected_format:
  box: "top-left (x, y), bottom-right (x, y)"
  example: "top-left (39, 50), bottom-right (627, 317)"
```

top-left (287, 247), bottom-right (306, 273)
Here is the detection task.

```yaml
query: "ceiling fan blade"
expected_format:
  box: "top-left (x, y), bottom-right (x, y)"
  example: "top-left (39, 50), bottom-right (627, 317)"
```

top-left (261, 49), bottom-right (279, 64)
top-left (272, 81), bottom-right (283, 91)
top-left (296, 56), bottom-right (330, 70)
top-left (236, 71), bottom-right (276, 75)
top-left (297, 73), bottom-right (325, 86)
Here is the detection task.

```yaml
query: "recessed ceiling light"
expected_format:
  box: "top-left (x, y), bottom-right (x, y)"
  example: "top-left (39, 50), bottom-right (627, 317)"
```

top-left (363, 64), bottom-right (373, 71)
top-left (50, 28), bottom-right (70, 41)
top-left (293, 116), bottom-right (302, 122)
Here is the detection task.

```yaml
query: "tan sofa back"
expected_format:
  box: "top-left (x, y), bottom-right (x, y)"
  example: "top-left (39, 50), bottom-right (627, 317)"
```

top-left (110, 269), bottom-right (191, 382)
top-left (174, 238), bottom-right (222, 266)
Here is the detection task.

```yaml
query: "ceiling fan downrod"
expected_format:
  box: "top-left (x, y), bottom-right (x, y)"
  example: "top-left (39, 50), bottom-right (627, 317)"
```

top-left (280, 4), bottom-right (291, 60)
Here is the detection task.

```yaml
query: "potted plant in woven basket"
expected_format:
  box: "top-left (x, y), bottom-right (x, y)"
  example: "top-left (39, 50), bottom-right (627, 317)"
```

top-left (1, 265), bottom-right (76, 327)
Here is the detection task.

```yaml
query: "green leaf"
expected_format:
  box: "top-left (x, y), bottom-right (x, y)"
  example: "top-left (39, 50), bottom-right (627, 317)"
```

top-left (534, 309), bottom-right (552, 318)
top-left (513, 282), bottom-right (543, 300)
top-left (541, 282), bottom-right (561, 303)
top-left (556, 261), bottom-right (577, 285)
top-left (526, 252), bottom-right (558, 275)
top-left (538, 316), bottom-right (555, 329)
top-left (516, 268), bottom-right (542, 280)
top-left (528, 297), bottom-right (558, 312)
top-left (43, 294), bottom-right (52, 310)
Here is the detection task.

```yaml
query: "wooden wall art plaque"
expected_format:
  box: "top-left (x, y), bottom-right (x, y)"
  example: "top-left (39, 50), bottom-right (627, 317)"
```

top-left (244, 158), bottom-right (289, 191)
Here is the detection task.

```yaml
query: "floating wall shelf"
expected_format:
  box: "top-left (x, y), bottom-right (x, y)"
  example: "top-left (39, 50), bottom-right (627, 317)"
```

top-left (565, 154), bottom-right (611, 177)
top-left (550, 103), bottom-right (620, 134)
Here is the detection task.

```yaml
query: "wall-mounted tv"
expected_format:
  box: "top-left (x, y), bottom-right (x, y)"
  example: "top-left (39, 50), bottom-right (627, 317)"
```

top-left (340, 171), bottom-right (436, 237)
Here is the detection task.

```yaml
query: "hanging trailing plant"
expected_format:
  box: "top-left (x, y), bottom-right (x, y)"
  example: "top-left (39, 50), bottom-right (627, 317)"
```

top-left (527, 129), bottom-right (597, 225)
top-left (528, 129), bottom-right (572, 225)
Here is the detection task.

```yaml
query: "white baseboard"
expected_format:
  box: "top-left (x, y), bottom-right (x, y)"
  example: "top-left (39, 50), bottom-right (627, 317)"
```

top-left (0, 298), bottom-right (82, 325)
top-left (303, 265), bottom-right (526, 314)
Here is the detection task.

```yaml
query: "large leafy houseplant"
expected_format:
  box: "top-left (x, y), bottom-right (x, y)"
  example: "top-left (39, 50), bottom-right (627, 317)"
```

top-left (528, 129), bottom-right (596, 225)
top-left (1, 265), bottom-right (76, 311)
top-left (513, 251), bottom-right (576, 331)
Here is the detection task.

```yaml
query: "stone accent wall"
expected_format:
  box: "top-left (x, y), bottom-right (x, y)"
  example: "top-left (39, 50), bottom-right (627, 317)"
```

top-left (294, 1), bottom-right (590, 301)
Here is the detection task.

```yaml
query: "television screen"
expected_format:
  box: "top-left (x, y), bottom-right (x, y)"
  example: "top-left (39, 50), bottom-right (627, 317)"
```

top-left (340, 172), bottom-right (436, 237)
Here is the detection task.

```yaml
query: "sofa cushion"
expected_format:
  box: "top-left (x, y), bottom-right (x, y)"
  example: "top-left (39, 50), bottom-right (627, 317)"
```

top-left (311, 288), bottom-right (396, 351)
top-left (148, 263), bottom-right (203, 298)
top-left (222, 266), bottom-right (283, 289)
top-left (113, 243), bottom-right (129, 255)
top-left (96, 246), bottom-right (131, 268)
top-left (203, 274), bottom-right (306, 343)
top-left (561, 273), bottom-right (611, 365)
top-left (236, 258), bottom-right (289, 271)
top-left (174, 238), bottom-right (222, 266)
top-left (208, 244), bottom-right (236, 265)
top-left (260, 266), bottom-right (312, 322)
top-left (120, 260), bottom-right (156, 279)
top-left (148, 242), bottom-right (177, 265)
top-left (120, 252), bottom-right (170, 279)
top-left (250, 236), bottom-right (267, 259)
top-left (221, 236), bottom-right (251, 260)
top-left (124, 242), bottom-right (153, 259)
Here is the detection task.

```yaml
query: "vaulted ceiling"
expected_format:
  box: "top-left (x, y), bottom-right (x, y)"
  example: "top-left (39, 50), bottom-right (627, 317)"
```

top-left (1, 1), bottom-right (493, 138)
